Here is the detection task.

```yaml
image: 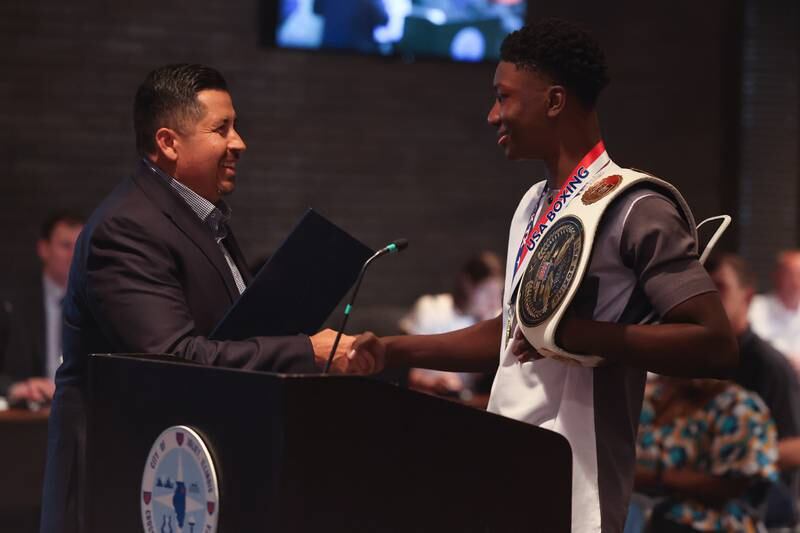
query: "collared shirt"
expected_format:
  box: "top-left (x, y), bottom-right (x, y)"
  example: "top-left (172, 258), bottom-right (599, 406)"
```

top-left (144, 159), bottom-right (246, 295)
top-left (749, 293), bottom-right (800, 358)
top-left (42, 274), bottom-right (65, 378)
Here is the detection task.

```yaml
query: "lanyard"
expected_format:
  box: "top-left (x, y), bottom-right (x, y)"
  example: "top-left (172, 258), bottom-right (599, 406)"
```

top-left (510, 141), bottom-right (609, 289)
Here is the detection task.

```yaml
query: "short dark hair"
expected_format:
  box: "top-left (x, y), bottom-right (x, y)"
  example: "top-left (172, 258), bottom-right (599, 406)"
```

top-left (453, 251), bottom-right (503, 310)
top-left (705, 252), bottom-right (757, 290)
top-left (133, 64), bottom-right (229, 156)
top-left (500, 19), bottom-right (610, 109)
top-left (40, 210), bottom-right (85, 240)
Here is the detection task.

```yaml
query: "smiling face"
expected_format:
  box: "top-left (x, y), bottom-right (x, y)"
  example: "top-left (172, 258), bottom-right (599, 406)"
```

top-left (487, 61), bottom-right (562, 161)
top-left (169, 89), bottom-right (246, 202)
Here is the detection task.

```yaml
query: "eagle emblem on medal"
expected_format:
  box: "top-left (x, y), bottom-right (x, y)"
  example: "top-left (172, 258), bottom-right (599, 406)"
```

top-left (518, 217), bottom-right (584, 327)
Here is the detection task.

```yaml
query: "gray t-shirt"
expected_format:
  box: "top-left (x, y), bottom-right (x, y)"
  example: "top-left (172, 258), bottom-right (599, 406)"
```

top-left (488, 163), bottom-right (716, 533)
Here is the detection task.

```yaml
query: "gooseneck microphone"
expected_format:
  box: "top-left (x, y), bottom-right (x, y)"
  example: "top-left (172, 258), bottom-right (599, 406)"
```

top-left (323, 238), bottom-right (409, 374)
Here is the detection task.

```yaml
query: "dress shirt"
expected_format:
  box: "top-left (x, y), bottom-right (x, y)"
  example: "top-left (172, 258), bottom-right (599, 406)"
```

top-left (749, 293), bottom-right (800, 357)
top-left (42, 274), bottom-right (65, 378)
top-left (144, 159), bottom-right (246, 294)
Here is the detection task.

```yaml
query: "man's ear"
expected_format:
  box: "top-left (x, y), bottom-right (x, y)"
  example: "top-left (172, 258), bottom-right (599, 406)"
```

top-left (545, 85), bottom-right (567, 118)
top-left (36, 238), bottom-right (49, 262)
top-left (154, 127), bottom-right (180, 162)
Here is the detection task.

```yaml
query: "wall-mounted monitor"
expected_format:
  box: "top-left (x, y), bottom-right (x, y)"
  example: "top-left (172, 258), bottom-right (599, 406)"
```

top-left (275, 0), bottom-right (526, 62)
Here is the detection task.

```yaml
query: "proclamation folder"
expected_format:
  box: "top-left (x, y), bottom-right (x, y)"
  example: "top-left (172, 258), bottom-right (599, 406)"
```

top-left (211, 208), bottom-right (374, 340)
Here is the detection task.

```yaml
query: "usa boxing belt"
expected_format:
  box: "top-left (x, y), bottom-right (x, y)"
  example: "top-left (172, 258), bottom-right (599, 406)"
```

top-left (514, 169), bottom-right (703, 367)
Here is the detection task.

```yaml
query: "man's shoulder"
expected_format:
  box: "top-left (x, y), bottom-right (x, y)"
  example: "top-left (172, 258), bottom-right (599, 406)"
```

top-left (744, 331), bottom-right (794, 374)
top-left (83, 173), bottom-right (167, 244)
top-left (606, 178), bottom-right (678, 221)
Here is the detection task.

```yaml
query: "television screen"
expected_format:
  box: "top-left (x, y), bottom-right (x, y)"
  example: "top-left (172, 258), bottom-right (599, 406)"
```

top-left (276, 0), bottom-right (526, 62)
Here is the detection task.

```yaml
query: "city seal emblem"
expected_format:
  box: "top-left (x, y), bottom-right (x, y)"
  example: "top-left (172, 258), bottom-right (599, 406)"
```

top-left (518, 216), bottom-right (584, 327)
top-left (141, 426), bottom-right (219, 533)
top-left (582, 174), bottom-right (623, 205)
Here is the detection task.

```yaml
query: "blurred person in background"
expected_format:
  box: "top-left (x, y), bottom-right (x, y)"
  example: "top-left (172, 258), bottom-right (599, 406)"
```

top-left (634, 376), bottom-right (778, 532)
top-left (749, 250), bottom-right (800, 367)
top-left (0, 211), bottom-right (83, 407)
top-left (399, 251), bottom-right (502, 405)
top-left (705, 252), bottom-right (800, 528)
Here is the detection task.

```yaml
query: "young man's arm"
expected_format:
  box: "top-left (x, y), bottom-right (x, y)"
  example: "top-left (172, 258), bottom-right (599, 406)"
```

top-left (375, 315), bottom-right (503, 373)
top-left (635, 465), bottom-right (752, 506)
top-left (557, 291), bottom-right (737, 377)
top-left (513, 191), bottom-right (737, 377)
top-left (356, 193), bottom-right (737, 376)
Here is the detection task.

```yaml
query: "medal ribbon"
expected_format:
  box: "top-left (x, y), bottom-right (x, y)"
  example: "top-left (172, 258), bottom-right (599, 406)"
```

top-left (511, 141), bottom-right (609, 285)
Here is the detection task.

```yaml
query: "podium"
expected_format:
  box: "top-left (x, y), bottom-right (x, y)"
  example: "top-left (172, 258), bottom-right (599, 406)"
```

top-left (86, 354), bottom-right (572, 532)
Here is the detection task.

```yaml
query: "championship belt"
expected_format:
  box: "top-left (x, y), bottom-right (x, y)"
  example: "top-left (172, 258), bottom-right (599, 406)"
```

top-left (514, 169), bottom-right (704, 367)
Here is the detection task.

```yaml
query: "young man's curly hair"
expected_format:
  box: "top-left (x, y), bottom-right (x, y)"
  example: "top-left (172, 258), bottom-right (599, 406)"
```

top-left (500, 19), bottom-right (610, 110)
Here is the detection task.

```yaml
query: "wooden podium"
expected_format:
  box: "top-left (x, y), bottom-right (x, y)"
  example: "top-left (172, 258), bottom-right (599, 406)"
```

top-left (86, 354), bottom-right (571, 532)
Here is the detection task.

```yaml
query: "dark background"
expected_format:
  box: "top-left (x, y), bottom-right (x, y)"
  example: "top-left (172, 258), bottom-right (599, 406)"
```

top-left (1, 0), bottom-right (797, 333)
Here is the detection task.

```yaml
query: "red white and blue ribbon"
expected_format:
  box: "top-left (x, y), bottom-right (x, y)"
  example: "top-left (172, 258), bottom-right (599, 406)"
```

top-left (510, 141), bottom-right (610, 289)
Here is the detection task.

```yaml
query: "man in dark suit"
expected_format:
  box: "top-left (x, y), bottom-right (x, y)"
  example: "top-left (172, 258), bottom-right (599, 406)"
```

top-left (40, 64), bottom-right (377, 533)
top-left (1, 212), bottom-right (83, 405)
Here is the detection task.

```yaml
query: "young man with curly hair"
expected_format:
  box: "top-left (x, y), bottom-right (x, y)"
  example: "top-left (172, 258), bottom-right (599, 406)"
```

top-left (356, 19), bottom-right (737, 533)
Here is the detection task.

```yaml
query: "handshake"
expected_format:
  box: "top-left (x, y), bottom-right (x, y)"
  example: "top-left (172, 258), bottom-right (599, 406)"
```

top-left (309, 329), bottom-right (387, 375)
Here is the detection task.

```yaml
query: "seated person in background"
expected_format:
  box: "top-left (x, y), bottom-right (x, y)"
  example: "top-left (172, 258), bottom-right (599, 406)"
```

top-left (0, 211), bottom-right (84, 406)
top-left (399, 251), bottom-right (502, 403)
top-left (749, 250), bottom-right (800, 367)
top-left (705, 252), bottom-right (800, 527)
top-left (635, 376), bottom-right (778, 533)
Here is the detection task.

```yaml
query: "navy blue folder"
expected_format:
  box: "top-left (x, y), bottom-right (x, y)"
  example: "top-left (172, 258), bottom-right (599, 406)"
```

top-left (210, 209), bottom-right (374, 340)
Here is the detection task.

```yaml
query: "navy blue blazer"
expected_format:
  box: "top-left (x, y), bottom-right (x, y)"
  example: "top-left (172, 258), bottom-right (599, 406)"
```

top-left (40, 161), bottom-right (317, 533)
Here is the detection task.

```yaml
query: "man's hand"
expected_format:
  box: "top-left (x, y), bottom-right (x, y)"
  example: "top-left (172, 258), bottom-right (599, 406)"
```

top-left (310, 329), bottom-right (385, 374)
top-left (510, 327), bottom-right (543, 363)
top-left (8, 377), bottom-right (55, 404)
top-left (351, 332), bottom-right (386, 374)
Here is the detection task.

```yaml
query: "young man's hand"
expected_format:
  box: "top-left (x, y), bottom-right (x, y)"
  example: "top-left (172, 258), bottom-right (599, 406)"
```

top-left (310, 329), bottom-right (385, 374)
top-left (8, 377), bottom-right (55, 404)
top-left (510, 327), bottom-right (543, 363)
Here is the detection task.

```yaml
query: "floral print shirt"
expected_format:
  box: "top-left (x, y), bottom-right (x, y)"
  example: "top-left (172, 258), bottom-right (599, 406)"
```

top-left (637, 382), bottom-right (778, 532)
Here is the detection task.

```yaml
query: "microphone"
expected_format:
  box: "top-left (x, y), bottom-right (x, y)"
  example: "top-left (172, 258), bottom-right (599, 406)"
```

top-left (323, 239), bottom-right (409, 374)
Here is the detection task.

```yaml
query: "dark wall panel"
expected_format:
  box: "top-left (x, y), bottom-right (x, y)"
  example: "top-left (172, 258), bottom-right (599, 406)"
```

top-left (1, 0), bottom-right (730, 332)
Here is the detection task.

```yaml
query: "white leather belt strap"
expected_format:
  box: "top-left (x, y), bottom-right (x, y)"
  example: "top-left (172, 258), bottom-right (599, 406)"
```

top-left (515, 168), bottom-right (710, 367)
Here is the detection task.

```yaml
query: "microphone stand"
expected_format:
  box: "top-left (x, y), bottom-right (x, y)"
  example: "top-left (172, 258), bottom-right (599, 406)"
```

top-left (323, 240), bottom-right (407, 374)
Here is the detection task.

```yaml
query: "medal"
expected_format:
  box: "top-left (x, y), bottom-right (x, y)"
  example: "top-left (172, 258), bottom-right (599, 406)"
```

top-left (518, 217), bottom-right (584, 328)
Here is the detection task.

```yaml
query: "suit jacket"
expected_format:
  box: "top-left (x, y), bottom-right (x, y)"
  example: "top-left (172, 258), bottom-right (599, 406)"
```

top-left (0, 279), bottom-right (47, 396)
top-left (40, 161), bottom-right (317, 533)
